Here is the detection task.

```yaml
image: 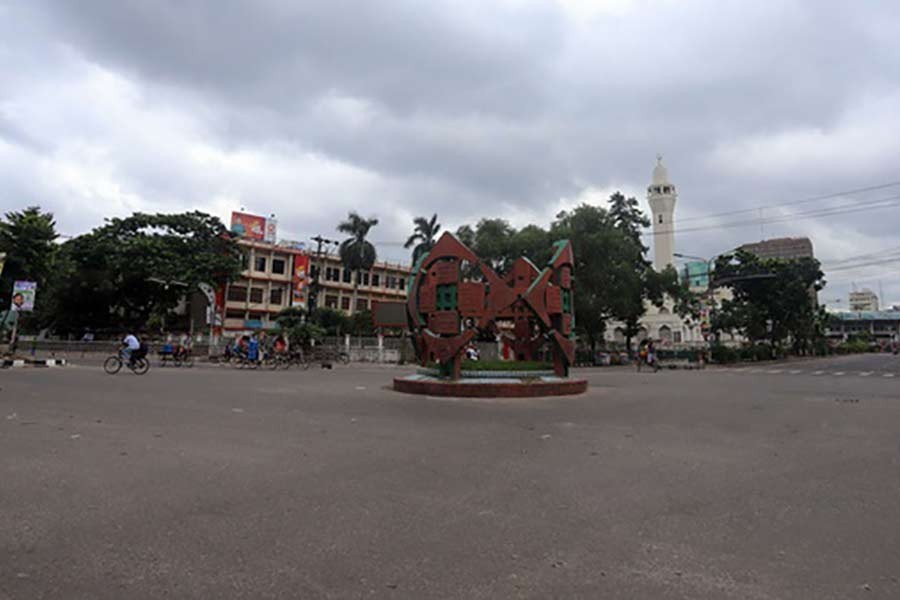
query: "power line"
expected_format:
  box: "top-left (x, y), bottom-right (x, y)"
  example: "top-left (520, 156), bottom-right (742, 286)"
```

top-left (674, 180), bottom-right (900, 225)
top-left (641, 193), bottom-right (900, 239)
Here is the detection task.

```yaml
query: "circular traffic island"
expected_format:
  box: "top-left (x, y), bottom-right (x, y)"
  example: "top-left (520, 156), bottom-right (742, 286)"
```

top-left (393, 361), bottom-right (587, 398)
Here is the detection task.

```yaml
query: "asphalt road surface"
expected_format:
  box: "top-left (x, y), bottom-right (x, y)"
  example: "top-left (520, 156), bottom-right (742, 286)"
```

top-left (2, 355), bottom-right (900, 599)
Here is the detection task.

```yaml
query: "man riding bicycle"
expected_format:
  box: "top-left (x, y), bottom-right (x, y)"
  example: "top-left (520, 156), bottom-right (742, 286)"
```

top-left (122, 332), bottom-right (142, 367)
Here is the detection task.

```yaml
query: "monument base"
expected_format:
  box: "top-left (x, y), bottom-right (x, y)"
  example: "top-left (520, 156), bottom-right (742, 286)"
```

top-left (393, 374), bottom-right (588, 398)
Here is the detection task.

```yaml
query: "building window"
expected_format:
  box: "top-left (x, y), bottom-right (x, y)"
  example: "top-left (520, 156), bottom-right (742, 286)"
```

top-left (673, 331), bottom-right (682, 343)
top-left (342, 269), bottom-right (352, 283)
top-left (227, 286), bottom-right (247, 302)
top-left (362, 272), bottom-right (370, 286)
top-left (356, 298), bottom-right (368, 312)
top-left (386, 275), bottom-right (396, 289)
top-left (372, 273), bottom-right (381, 287)
top-left (658, 215), bottom-right (663, 224)
top-left (324, 266), bottom-right (339, 282)
top-left (399, 278), bottom-right (406, 290)
top-left (341, 296), bottom-right (351, 311)
top-left (325, 295), bottom-right (338, 309)
top-left (270, 287), bottom-right (284, 305)
top-left (225, 310), bottom-right (245, 320)
top-left (254, 256), bottom-right (267, 272)
top-left (272, 258), bottom-right (286, 275)
top-left (249, 287), bottom-right (264, 303)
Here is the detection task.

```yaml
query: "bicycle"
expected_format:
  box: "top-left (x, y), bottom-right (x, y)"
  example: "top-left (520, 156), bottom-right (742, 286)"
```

top-left (635, 352), bottom-right (660, 373)
top-left (104, 349), bottom-right (150, 375)
top-left (287, 348), bottom-right (311, 370)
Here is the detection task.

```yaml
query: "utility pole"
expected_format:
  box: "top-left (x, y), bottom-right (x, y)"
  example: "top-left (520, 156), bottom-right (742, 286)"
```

top-left (308, 235), bottom-right (338, 313)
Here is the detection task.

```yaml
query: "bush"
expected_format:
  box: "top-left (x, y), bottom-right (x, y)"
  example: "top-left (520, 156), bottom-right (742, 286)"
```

top-left (286, 322), bottom-right (326, 348)
top-left (710, 344), bottom-right (738, 364)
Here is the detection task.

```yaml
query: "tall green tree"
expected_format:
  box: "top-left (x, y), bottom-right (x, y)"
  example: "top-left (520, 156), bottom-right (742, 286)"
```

top-left (0, 206), bottom-right (58, 307)
top-left (337, 212), bottom-right (379, 313)
top-left (454, 224), bottom-right (475, 247)
top-left (472, 218), bottom-right (515, 271)
top-left (711, 250), bottom-right (826, 353)
top-left (52, 211), bottom-right (240, 334)
top-left (608, 191), bottom-right (649, 246)
top-left (509, 224), bottom-right (551, 267)
top-left (404, 213), bottom-right (441, 265)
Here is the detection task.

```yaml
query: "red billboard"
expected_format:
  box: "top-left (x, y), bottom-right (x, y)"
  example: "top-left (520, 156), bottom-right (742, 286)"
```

top-left (292, 254), bottom-right (311, 307)
top-left (230, 211), bottom-right (267, 240)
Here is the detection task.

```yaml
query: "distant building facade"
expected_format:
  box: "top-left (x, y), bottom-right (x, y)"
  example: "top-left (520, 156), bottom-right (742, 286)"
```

top-left (309, 251), bottom-right (411, 316)
top-left (849, 288), bottom-right (880, 312)
top-left (826, 310), bottom-right (900, 343)
top-left (219, 237), bottom-right (410, 335)
top-left (739, 237), bottom-right (814, 261)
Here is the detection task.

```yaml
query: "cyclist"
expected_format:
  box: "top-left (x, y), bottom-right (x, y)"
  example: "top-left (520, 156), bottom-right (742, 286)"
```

top-left (646, 339), bottom-right (657, 369)
top-left (122, 332), bottom-right (141, 367)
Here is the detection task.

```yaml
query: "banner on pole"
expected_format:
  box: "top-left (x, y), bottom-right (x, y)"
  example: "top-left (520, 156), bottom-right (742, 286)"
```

top-left (292, 254), bottom-right (310, 307)
top-left (11, 281), bottom-right (37, 312)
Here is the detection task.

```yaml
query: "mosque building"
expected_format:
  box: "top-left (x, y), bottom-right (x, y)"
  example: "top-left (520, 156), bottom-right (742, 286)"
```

top-left (605, 156), bottom-right (705, 347)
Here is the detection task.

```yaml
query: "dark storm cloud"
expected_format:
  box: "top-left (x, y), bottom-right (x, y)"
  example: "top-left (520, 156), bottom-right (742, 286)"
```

top-left (5, 0), bottom-right (900, 300)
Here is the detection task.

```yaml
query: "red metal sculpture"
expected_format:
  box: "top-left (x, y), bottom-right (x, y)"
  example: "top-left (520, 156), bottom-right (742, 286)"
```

top-left (407, 232), bottom-right (576, 379)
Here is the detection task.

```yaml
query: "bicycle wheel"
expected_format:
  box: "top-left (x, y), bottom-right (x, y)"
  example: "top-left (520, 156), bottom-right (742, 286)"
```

top-left (132, 357), bottom-right (150, 375)
top-left (103, 356), bottom-right (123, 375)
top-left (183, 355), bottom-right (194, 368)
top-left (267, 355), bottom-right (279, 370)
top-left (339, 352), bottom-right (350, 365)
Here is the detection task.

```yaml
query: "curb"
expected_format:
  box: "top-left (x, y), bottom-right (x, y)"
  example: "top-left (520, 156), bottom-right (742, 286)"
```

top-left (2, 358), bottom-right (68, 368)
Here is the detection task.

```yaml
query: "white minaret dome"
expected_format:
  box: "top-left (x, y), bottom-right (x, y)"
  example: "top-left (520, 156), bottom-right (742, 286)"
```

top-left (651, 156), bottom-right (670, 186)
top-left (647, 154), bottom-right (677, 271)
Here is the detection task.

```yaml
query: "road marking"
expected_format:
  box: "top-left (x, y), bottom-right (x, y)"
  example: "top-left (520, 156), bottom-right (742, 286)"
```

top-left (789, 370), bottom-right (802, 374)
top-left (813, 370), bottom-right (825, 375)
top-left (766, 369), bottom-right (783, 374)
top-left (884, 373), bottom-right (896, 378)
top-left (833, 372), bottom-right (845, 376)
top-left (860, 371), bottom-right (873, 377)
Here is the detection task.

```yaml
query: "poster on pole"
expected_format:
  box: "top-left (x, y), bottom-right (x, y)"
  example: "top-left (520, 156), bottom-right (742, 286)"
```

top-left (11, 281), bottom-right (37, 312)
top-left (292, 254), bottom-right (310, 307)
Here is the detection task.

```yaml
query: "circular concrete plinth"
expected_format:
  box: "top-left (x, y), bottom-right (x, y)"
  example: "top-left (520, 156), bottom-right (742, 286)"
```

top-left (393, 374), bottom-right (588, 398)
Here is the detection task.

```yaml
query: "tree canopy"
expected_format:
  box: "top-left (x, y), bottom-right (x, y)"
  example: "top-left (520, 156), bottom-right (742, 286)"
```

top-left (51, 211), bottom-right (240, 334)
top-left (404, 214), bottom-right (441, 265)
top-left (711, 250), bottom-right (826, 353)
top-left (337, 212), bottom-right (379, 311)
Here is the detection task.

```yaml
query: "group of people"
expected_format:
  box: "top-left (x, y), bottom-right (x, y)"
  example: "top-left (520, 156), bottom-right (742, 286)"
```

top-left (225, 331), bottom-right (289, 363)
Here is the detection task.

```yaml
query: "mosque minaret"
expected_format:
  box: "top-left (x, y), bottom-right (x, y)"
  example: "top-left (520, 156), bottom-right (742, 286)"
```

top-left (647, 154), bottom-right (677, 272)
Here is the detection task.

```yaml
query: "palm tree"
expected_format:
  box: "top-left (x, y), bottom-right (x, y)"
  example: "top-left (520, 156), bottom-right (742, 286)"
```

top-left (337, 212), bottom-right (379, 314)
top-left (404, 214), bottom-right (441, 265)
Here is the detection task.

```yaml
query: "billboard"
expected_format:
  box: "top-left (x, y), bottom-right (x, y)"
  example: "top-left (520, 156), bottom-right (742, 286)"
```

top-left (372, 300), bottom-right (408, 328)
top-left (11, 280), bottom-right (37, 312)
top-left (230, 211), bottom-right (267, 241)
top-left (264, 218), bottom-right (278, 243)
top-left (292, 254), bottom-right (311, 307)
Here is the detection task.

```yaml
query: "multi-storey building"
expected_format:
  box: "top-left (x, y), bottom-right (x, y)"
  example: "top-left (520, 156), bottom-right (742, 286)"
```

top-left (219, 239), bottom-right (411, 334)
top-left (849, 288), bottom-right (880, 312)
top-left (739, 237), bottom-right (814, 261)
top-left (220, 238), bottom-right (306, 333)
top-left (309, 251), bottom-right (411, 316)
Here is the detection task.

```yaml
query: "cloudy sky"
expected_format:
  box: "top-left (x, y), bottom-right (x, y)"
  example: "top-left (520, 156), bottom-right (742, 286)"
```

top-left (3, 0), bottom-right (900, 306)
